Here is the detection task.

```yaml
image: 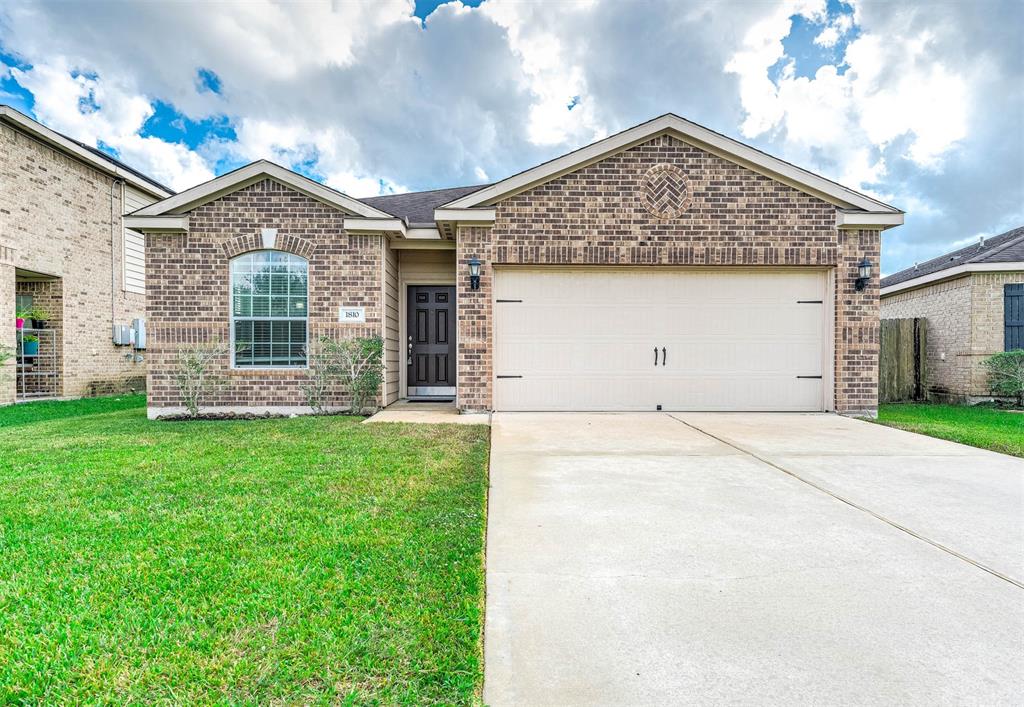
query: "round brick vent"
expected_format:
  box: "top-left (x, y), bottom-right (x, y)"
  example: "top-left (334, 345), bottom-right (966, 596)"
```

top-left (640, 163), bottom-right (691, 219)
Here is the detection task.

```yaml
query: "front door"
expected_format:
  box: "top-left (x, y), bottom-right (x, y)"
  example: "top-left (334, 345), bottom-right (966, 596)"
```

top-left (407, 286), bottom-right (456, 398)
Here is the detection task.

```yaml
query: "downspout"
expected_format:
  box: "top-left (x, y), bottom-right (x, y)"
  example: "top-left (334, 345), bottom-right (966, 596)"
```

top-left (110, 178), bottom-right (124, 333)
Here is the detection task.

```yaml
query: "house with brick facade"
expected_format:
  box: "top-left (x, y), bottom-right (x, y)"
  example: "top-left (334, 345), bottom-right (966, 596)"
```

top-left (881, 226), bottom-right (1024, 401)
top-left (1, 106), bottom-right (172, 404)
top-left (126, 113), bottom-right (903, 419)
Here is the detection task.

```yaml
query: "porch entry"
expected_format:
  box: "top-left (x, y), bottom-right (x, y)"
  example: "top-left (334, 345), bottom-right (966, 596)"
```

top-left (407, 286), bottom-right (456, 399)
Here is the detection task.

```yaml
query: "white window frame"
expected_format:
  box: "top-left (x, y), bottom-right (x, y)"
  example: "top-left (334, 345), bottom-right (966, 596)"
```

top-left (229, 250), bottom-right (309, 370)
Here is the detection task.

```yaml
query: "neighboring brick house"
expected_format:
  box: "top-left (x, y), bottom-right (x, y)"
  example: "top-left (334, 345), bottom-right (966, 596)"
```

top-left (127, 114), bottom-right (903, 419)
top-left (881, 227), bottom-right (1024, 401)
top-left (0, 106), bottom-right (172, 404)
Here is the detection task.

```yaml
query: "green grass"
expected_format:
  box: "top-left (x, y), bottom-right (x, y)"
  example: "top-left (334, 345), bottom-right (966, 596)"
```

top-left (0, 395), bottom-right (490, 704)
top-left (876, 403), bottom-right (1024, 457)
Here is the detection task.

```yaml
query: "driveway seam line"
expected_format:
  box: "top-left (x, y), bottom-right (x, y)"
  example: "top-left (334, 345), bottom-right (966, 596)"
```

top-left (667, 414), bottom-right (1024, 590)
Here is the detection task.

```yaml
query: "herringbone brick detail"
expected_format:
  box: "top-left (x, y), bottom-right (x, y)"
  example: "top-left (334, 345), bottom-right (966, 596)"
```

top-left (640, 163), bottom-right (691, 219)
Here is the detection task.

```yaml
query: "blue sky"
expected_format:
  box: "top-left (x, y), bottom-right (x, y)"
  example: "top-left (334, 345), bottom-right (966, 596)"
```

top-left (0, 0), bottom-right (1021, 275)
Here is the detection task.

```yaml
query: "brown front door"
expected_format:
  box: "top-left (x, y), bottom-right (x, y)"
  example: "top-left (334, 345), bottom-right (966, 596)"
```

top-left (407, 286), bottom-right (456, 397)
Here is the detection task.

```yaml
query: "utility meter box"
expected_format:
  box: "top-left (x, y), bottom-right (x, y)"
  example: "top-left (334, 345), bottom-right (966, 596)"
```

top-left (132, 318), bottom-right (147, 350)
top-left (112, 324), bottom-right (131, 346)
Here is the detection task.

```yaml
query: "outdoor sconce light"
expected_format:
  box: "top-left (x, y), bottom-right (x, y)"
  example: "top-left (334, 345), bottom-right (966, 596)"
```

top-left (468, 257), bottom-right (482, 291)
top-left (855, 257), bottom-right (873, 292)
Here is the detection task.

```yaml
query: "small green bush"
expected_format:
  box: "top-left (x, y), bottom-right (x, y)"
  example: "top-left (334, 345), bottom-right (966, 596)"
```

top-left (301, 335), bottom-right (384, 415)
top-left (173, 341), bottom-right (229, 417)
top-left (982, 350), bottom-right (1024, 406)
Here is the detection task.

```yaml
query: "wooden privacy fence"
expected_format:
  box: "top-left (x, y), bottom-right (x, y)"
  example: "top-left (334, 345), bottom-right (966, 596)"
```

top-left (880, 318), bottom-right (927, 403)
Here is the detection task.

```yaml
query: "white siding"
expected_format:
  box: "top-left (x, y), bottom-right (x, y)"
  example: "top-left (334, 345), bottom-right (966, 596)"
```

top-left (123, 185), bottom-right (155, 294)
top-left (383, 239), bottom-right (400, 405)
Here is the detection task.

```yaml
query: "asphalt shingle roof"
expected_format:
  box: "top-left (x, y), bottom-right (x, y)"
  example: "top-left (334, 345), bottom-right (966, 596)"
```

top-left (881, 226), bottom-right (1024, 288)
top-left (359, 184), bottom-right (489, 224)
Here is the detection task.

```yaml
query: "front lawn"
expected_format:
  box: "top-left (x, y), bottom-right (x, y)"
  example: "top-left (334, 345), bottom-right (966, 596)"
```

top-left (0, 395), bottom-right (490, 703)
top-left (876, 403), bottom-right (1024, 457)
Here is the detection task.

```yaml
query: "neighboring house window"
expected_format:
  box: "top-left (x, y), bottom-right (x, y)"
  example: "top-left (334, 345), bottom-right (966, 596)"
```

top-left (16, 294), bottom-right (33, 315)
top-left (230, 251), bottom-right (308, 367)
top-left (1007, 284), bottom-right (1024, 351)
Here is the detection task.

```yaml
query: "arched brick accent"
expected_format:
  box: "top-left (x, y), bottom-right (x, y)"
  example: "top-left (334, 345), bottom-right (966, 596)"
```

top-left (275, 233), bottom-right (316, 259)
top-left (221, 233), bottom-right (316, 259)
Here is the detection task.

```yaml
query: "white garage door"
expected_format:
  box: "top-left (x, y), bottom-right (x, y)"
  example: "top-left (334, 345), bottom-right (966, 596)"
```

top-left (493, 268), bottom-right (829, 411)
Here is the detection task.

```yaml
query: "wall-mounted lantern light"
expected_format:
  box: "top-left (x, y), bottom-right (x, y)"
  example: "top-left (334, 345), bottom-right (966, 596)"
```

top-left (468, 257), bottom-right (482, 291)
top-left (855, 257), bottom-right (873, 292)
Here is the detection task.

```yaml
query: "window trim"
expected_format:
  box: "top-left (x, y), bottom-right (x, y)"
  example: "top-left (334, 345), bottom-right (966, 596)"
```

top-left (229, 250), bottom-right (310, 370)
top-left (1006, 283), bottom-right (1024, 352)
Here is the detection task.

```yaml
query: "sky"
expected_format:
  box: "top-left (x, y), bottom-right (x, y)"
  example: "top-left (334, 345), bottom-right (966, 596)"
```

top-left (1, 0), bottom-right (1021, 275)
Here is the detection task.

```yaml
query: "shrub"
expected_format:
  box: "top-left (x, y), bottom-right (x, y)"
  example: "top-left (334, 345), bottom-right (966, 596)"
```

top-left (982, 350), bottom-right (1024, 407)
top-left (0, 344), bottom-right (11, 382)
top-left (301, 336), bottom-right (383, 415)
top-left (173, 341), bottom-right (228, 417)
top-left (300, 339), bottom-right (337, 415)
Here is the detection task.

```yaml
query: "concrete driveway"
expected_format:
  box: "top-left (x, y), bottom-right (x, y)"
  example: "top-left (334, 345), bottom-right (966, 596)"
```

top-left (484, 413), bottom-right (1024, 706)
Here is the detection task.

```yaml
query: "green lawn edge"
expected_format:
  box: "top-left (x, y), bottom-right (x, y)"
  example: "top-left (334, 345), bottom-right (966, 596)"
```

top-left (874, 403), bottom-right (1024, 458)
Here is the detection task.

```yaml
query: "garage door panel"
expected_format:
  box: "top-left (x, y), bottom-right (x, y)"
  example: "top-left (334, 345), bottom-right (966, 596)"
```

top-left (493, 268), bottom-right (827, 411)
top-left (497, 340), bottom-right (657, 375)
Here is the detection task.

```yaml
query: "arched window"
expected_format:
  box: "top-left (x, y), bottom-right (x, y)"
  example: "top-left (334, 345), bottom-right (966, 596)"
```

top-left (230, 251), bottom-right (308, 367)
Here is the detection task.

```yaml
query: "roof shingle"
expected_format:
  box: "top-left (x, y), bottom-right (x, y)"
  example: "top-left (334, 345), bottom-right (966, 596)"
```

top-left (881, 226), bottom-right (1024, 288)
top-left (359, 184), bottom-right (488, 224)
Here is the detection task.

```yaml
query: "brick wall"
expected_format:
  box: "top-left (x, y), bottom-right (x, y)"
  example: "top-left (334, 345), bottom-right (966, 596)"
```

top-left (0, 122), bottom-right (147, 398)
top-left (881, 271), bottom-right (1024, 400)
top-left (146, 178), bottom-right (383, 414)
top-left (458, 134), bottom-right (880, 414)
top-left (834, 228), bottom-right (881, 415)
top-left (881, 276), bottom-right (973, 399)
top-left (0, 246), bottom-right (14, 404)
top-left (456, 226), bottom-right (494, 412)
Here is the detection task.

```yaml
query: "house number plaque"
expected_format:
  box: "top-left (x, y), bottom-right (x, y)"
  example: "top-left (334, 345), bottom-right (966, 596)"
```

top-left (339, 307), bottom-right (366, 323)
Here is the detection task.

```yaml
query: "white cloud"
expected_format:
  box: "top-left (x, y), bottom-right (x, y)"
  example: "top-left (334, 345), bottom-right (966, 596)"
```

top-left (0, 0), bottom-right (1019, 272)
top-left (10, 58), bottom-right (213, 190)
top-left (814, 12), bottom-right (853, 48)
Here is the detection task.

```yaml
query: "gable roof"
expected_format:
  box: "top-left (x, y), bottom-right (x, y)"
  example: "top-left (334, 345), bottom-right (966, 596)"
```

top-left (881, 226), bottom-right (1024, 293)
top-left (130, 160), bottom-right (391, 218)
top-left (0, 104), bottom-right (173, 198)
top-left (440, 113), bottom-right (901, 218)
top-left (361, 184), bottom-right (488, 225)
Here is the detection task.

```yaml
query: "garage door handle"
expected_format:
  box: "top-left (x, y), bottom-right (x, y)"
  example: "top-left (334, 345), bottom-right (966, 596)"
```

top-left (662, 347), bottom-right (667, 366)
top-left (654, 347), bottom-right (659, 366)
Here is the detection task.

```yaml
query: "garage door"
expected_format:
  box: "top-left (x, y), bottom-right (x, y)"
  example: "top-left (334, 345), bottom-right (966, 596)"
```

top-left (493, 268), bottom-right (829, 411)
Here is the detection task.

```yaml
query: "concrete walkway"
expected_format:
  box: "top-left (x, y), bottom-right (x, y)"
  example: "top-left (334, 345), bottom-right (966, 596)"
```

top-left (484, 413), bottom-right (1024, 706)
top-left (363, 400), bottom-right (490, 425)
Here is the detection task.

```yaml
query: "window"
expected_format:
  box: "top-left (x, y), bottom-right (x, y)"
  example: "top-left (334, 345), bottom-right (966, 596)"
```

top-left (16, 294), bottom-right (33, 315)
top-left (231, 251), bottom-right (308, 367)
top-left (1006, 283), bottom-right (1023, 351)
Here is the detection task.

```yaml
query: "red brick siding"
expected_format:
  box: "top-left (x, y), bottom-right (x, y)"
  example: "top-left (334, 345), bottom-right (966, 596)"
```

top-left (456, 226), bottom-right (494, 412)
top-left (459, 134), bottom-right (880, 414)
top-left (835, 228), bottom-right (881, 415)
top-left (146, 178), bottom-right (383, 412)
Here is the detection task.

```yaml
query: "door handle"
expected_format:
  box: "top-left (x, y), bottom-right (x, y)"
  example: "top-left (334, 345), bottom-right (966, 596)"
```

top-left (654, 346), bottom-right (659, 366)
top-left (661, 347), bottom-right (666, 366)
